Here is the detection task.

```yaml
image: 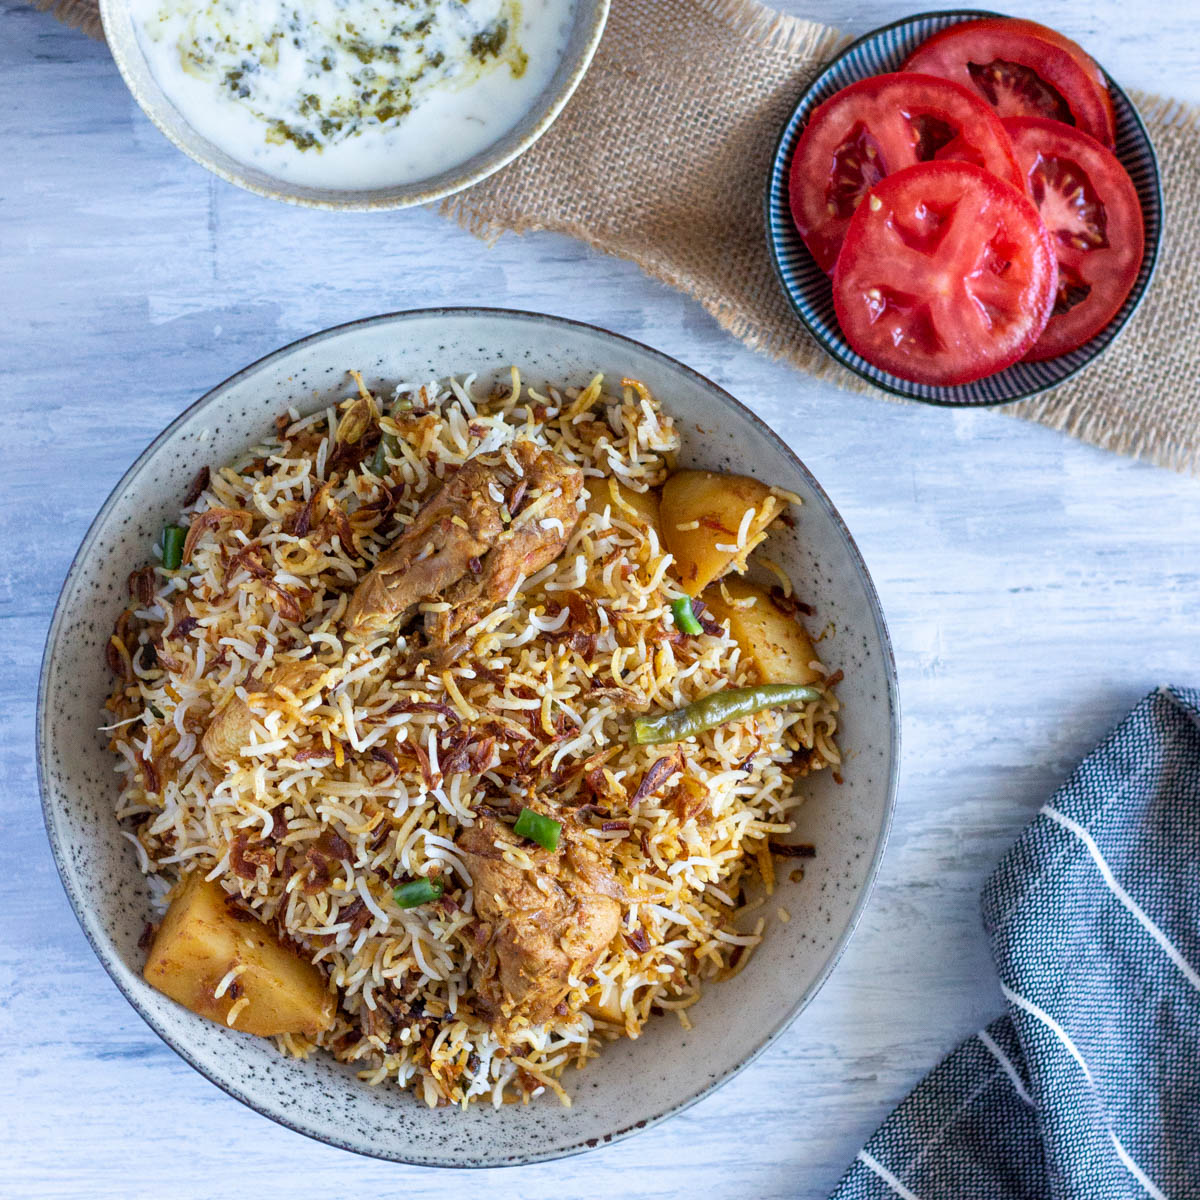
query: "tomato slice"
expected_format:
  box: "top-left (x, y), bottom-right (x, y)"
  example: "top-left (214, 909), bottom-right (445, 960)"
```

top-left (788, 72), bottom-right (1022, 274)
top-left (832, 162), bottom-right (1056, 386)
top-left (902, 18), bottom-right (1116, 148)
top-left (1002, 117), bottom-right (1144, 361)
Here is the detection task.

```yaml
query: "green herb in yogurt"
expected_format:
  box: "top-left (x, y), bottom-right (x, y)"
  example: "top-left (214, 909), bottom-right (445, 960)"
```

top-left (139, 0), bottom-right (529, 154)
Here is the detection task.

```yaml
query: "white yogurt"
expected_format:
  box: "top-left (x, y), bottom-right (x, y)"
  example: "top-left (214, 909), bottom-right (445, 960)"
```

top-left (131, 0), bottom-right (576, 190)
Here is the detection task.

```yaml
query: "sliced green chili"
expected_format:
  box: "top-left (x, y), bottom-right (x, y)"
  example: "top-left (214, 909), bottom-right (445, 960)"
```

top-left (631, 683), bottom-right (822, 746)
top-left (161, 524), bottom-right (187, 570)
top-left (671, 596), bottom-right (703, 636)
top-left (371, 431), bottom-right (399, 477)
top-left (513, 806), bottom-right (562, 852)
top-left (369, 392), bottom-right (416, 477)
top-left (393, 877), bottom-right (444, 908)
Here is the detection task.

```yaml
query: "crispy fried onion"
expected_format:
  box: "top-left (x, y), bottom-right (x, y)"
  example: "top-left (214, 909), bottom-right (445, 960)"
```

top-left (182, 466), bottom-right (211, 508)
top-left (300, 829), bottom-right (353, 894)
top-left (630, 748), bottom-right (684, 806)
top-left (284, 481), bottom-right (357, 553)
top-left (127, 565), bottom-right (157, 607)
top-left (182, 507), bottom-right (253, 564)
top-left (230, 830), bottom-right (277, 880)
top-left (220, 540), bottom-right (312, 622)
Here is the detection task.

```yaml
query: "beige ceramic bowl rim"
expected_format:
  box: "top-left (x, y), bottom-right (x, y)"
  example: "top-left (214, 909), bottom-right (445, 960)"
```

top-left (98, 1), bottom-right (610, 211)
top-left (38, 308), bottom-right (900, 1165)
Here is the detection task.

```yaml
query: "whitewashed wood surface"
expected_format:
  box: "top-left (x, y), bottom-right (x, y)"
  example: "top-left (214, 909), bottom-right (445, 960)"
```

top-left (4, 2), bottom-right (1200, 1196)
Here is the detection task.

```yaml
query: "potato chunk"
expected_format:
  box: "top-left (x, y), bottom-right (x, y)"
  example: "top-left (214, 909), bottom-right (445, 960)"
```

top-left (585, 992), bottom-right (627, 1025)
top-left (583, 477), bottom-right (661, 537)
top-left (660, 471), bottom-right (781, 592)
top-left (143, 873), bottom-right (334, 1038)
top-left (703, 577), bottom-right (824, 686)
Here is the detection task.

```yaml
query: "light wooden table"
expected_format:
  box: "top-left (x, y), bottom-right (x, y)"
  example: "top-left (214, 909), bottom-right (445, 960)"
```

top-left (4, 2), bottom-right (1198, 1196)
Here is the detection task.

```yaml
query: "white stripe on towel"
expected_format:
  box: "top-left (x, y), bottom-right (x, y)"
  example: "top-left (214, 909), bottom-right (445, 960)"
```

top-left (1000, 984), bottom-right (1094, 1085)
top-left (857, 1151), bottom-right (922, 1200)
top-left (1002, 983), bottom-right (1169, 1200)
top-left (1110, 1131), bottom-right (1167, 1200)
top-left (1041, 803), bottom-right (1200, 993)
top-left (978, 1028), bottom-right (1034, 1106)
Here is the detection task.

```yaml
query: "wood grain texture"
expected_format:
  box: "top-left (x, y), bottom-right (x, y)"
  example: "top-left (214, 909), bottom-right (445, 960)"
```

top-left (3, 2), bottom-right (1200, 1196)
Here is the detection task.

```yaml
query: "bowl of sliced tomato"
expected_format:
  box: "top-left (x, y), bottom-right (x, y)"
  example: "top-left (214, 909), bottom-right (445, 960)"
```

top-left (766, 10), bottom-right (1162, 404)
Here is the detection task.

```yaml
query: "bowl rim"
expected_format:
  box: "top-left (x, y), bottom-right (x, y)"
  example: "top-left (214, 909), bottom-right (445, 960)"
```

top-left (764, 7), bottom-right (1165, 408)
top-left (37, 306), bottom-right (900, 1166)
top-left (97, 0), bottom-right (610, 211)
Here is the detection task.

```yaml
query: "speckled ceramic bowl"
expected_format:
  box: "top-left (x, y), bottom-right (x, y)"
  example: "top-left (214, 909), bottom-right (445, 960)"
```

top-left (38, 309), bottom-right (898, 1166)
top-left (98, 1), bottom-right (609, 210)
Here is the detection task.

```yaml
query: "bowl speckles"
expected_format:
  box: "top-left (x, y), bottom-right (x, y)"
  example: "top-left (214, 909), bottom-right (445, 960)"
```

top-left (38, 309), bottom-right (898, 1166)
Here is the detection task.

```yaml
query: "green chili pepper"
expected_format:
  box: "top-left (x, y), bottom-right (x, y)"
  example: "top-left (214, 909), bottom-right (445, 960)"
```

top-left (371, 431), bottom-right (399, 477)
top-left (671, 596), bottom-right (703, 635)
top-left (161, 524), bottom-right (187, 570)
top-left (369, 392), bottom-right (416, 478)
top-left (393, 877), bottom-right (444, 908)
top-left (631, 683), bottom-right (822, 746)
top-left (513, 806), bottom-right (562, 852)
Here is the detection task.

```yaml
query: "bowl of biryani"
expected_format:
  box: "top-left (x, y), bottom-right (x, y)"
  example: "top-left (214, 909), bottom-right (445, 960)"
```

top-left (39, 308), bottom-right (898, 1165)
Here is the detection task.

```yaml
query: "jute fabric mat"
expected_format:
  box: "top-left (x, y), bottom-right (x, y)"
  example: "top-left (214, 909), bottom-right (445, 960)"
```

top-left (40, 0), bottom-right (1200, 473)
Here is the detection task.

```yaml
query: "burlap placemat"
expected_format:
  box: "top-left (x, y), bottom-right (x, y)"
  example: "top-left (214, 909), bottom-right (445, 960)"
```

top-left (41, 0), bottom-right (1200, 473)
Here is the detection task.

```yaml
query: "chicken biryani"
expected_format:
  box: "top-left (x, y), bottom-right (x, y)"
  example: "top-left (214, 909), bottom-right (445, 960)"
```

top-left (104, 368), bottom-right (841, 1109)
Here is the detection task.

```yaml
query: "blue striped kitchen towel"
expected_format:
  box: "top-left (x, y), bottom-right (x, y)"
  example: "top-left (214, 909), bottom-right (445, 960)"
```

top-left (831, 685), bottom-right (1200, 1200)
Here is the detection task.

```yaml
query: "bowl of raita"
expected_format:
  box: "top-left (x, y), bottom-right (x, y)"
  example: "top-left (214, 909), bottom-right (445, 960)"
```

top-left (100, 0), bottom-right (608, 209)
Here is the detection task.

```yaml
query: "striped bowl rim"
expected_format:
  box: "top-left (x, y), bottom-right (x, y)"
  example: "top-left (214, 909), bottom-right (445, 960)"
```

top-left (765, 9), bottom-right (1164, 407)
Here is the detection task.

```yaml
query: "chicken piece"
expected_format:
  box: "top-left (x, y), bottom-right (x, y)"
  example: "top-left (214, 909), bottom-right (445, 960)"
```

top-left (202, 659), bottom-right (326, 767)
top-left (344, 454), bottom-right (507, 640)
top-left (459, 812), bottom-right (623, 1031)
top-left (426, 442), bottom-right (583, 647)
top-left (346, 440), bottom-right (583, 643)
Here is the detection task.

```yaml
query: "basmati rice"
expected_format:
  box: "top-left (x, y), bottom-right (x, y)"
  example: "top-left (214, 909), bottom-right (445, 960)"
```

top-left (104, 368), bottom-right (840, 1109)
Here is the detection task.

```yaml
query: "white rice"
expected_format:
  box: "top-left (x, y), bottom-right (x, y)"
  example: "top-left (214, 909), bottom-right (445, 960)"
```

top-left (103, 368), bottom-right (840, 1109)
